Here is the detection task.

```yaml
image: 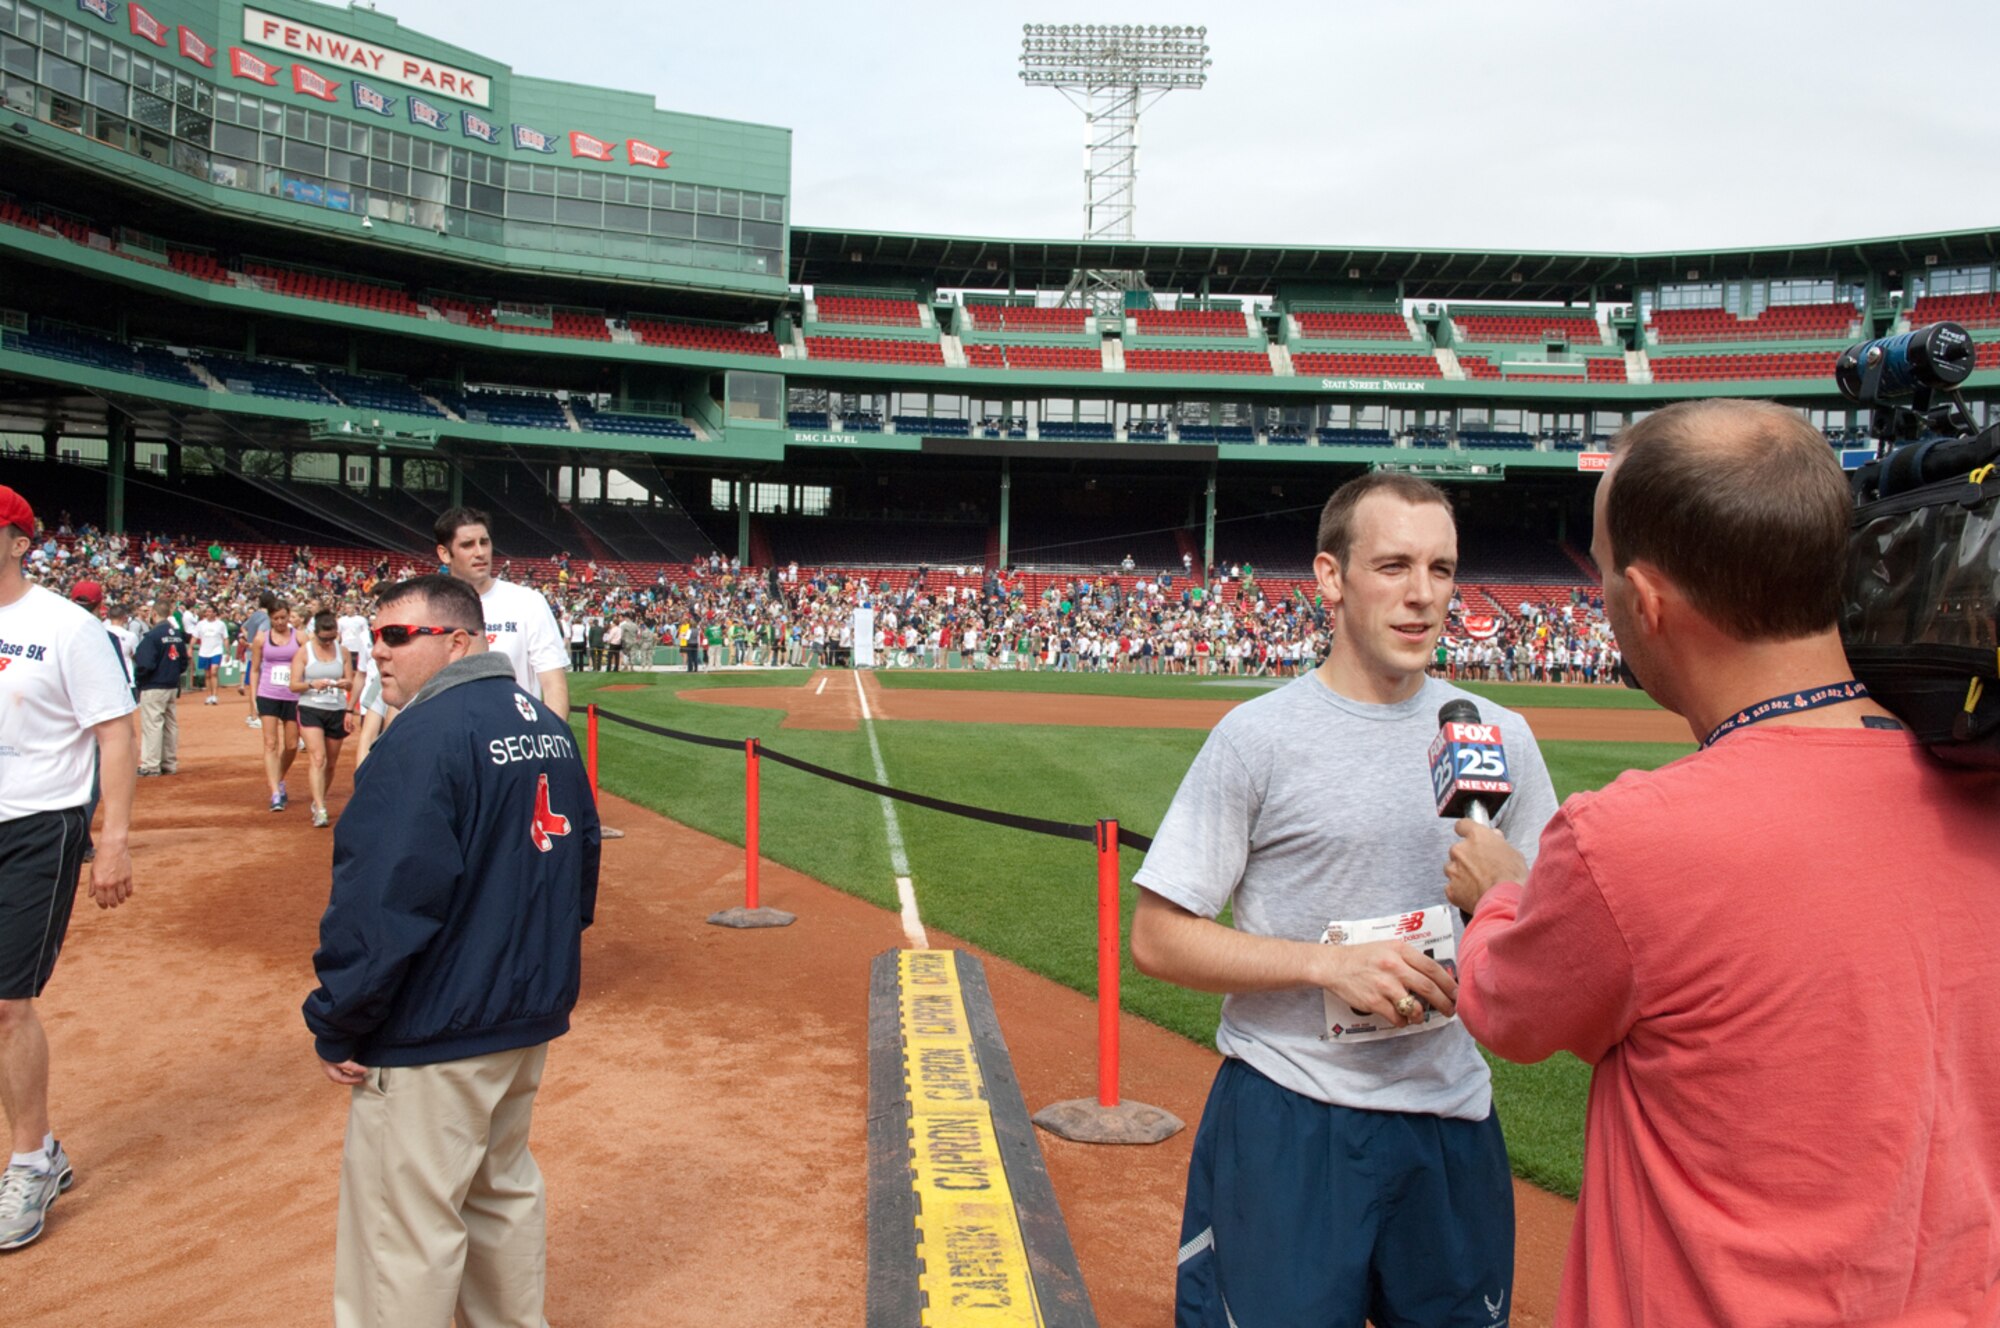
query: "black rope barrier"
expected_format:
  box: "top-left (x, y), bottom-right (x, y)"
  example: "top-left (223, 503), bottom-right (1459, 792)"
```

top-left (593, 705), bottom-right (1155, 853)
top-left (593, 707), bottom-right (745, 752)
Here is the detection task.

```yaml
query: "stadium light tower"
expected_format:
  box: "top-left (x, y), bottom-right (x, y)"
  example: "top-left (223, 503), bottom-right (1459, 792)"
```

top-left (1020, 23), bottom-right (1210, 316)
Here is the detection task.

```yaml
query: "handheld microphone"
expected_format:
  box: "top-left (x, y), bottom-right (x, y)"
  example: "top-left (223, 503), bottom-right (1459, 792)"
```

top-left (1429, 699), bottom-right (1514, 827)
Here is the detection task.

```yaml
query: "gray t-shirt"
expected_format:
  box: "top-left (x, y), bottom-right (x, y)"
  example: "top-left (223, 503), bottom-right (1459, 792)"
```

top-left (1134, 671), bottom-right (1558, 1120)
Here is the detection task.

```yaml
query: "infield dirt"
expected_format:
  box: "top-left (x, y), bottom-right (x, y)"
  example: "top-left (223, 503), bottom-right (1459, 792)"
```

top-left (2, 696), bottom-right (1573, 1326)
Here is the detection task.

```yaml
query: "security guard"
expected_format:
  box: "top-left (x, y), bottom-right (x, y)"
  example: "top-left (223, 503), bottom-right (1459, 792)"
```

top-left (303, 574), bottom-right (600, 1328)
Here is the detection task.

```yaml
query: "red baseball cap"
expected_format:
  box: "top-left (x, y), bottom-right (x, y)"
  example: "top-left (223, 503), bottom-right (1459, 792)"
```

top-left (70, 580), bottom-right (105, 608)
top-left (0, 486), bottom-right (33, 538)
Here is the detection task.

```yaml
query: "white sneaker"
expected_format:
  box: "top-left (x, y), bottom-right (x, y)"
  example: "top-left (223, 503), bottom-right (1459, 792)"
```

top-left (205, 697), bottom-right (218, 706)
top-left (246, 715), bottom-right (262, 729)
top-left (0, 1143), bottom-right (71, 1252)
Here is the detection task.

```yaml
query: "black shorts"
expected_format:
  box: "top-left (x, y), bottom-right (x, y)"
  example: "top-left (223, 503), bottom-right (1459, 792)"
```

top-left (0, 808), bottom-right (90, 1000)
top-left (256, 697), bottom-right (299, 722)
top-left (298, 706), bottom-right (349, 737)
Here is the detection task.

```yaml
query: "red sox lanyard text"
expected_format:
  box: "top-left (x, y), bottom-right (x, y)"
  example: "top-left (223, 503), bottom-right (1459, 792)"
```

top-left (1701, 680), bottom-right (1871, 749)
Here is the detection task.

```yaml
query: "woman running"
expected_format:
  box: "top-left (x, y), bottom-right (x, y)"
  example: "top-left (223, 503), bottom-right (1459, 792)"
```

top-left (288, 610), bottom-right (356, 827)
top-left (248, 601), bottom-right (302, 812)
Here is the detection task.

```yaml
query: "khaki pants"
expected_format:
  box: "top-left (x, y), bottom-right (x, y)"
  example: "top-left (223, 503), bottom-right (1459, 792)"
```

top-left (334, 1044), bottom-right (551, 1328)
top-left (137, 687), bottom-right (177, 774)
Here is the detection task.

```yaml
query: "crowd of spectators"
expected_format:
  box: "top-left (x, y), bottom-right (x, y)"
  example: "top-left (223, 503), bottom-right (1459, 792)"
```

top-left (16, 515), bottom-right (1622, 684)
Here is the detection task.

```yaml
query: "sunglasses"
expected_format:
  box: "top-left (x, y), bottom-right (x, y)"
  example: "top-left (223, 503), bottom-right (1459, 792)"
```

top-left (370, 624), bottom-right (460, 647)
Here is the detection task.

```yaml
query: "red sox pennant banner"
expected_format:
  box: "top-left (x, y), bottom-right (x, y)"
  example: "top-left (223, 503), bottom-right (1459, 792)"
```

top-left (292, 64), bottom-right (342, 102)
top-left (229, 47), bottom-right (282, 86)
top-left (179, 26), bottom-right (215, 67)
top-left (76, 0), bottom-right (115, 24)
top-left (512, 124), bottom-right (556, 154)
top-left (352, 81), bottom-right (398, 116)
top-left (568, 132), bottom-right (614, 162)
top-left (128, 3), bottom-right (167, 46)
top-left (627, 139), bottom-right (671, 169)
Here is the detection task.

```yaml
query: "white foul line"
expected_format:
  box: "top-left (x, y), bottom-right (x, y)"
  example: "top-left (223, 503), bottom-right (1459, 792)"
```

top-left (815, 675), bottom-right (828, 695)
top-left (854, 670), bottom-right (928, 949)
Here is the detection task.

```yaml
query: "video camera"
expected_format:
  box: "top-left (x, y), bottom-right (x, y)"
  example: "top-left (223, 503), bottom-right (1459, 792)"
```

top-left (1835, 322), bottom-right (2000, 765)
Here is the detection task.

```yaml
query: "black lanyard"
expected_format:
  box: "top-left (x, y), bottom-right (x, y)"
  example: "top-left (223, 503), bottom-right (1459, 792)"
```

top-left (1701, 680), bottom-right (1870, 748)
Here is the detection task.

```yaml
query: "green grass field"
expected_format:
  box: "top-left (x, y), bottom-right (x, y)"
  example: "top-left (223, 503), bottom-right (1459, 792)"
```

top-left (573, 669), bottom-right (1692, 1198)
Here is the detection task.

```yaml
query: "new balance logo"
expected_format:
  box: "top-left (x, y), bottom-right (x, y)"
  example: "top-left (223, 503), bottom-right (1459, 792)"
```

top-left (530, 773), bottom-right (571, 853)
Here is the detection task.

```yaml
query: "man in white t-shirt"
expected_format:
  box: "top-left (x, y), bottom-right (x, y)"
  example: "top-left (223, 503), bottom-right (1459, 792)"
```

top-left (0, 487), bottom-right (138, 1252)
top-left (335, 599), bottom-right (371, 662)
top-left (191, 606), bottom-right (230, 706)
top-left (433, 508), bottom-right (569, 719)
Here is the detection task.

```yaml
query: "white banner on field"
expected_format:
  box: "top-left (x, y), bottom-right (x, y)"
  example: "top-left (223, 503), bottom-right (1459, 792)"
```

top-left (852, 607), bottom-right (876, 667)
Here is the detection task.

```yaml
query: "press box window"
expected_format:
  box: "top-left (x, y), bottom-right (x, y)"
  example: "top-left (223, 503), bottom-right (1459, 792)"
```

top-left (727, 370), bottom-right (782, 423)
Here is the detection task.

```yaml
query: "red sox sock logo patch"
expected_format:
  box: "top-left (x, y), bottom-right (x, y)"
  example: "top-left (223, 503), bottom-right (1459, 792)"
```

top-left (530, 773), bottom-right (571, 853)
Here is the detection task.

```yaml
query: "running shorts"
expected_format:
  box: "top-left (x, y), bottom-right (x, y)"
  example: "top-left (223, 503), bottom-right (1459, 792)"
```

top-left (298, 706), bottom-right (349, 736)
top-left (0, 808), bottom-right (91, 1000)
top-left (1175, 1058), bottom-right (1515, 1328)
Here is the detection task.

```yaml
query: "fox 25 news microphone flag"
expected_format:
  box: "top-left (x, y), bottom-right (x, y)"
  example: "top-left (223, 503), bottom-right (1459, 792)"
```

top-left (1429, 700), bottom-right (1514, 825)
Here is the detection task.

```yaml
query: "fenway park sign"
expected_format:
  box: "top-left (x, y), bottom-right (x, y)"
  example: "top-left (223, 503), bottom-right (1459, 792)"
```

top-left (241, 8), bottom-right (490, 106)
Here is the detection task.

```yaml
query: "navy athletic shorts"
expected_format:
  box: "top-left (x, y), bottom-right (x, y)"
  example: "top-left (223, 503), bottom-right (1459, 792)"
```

top-left (1176, 1057), bottom-right (1515, 1328)
top-left (0, 808), bottom-right (91, 1000)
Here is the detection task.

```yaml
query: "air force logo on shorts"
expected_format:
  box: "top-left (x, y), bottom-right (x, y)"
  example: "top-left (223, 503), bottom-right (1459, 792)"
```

top-left (515, 693), bottom-right (537, 723)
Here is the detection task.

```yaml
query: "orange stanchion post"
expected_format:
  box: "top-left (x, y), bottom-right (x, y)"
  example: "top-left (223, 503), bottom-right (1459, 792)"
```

top-left (1097, 817), bottom-right (1121, 1108)
top-left (587, 704), bottom-right (600, 803)
top-left (706, 735), bottom-right (793, 928)
top-left (745, 737), bottom-right (761, 910)
top-left (1031, 818), bottom-right (1183, 1144)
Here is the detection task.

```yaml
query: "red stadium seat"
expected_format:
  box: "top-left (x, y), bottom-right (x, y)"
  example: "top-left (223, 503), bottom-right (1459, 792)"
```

top-left (1293, 311), bottom-right (1412, 341)
top-left (1291, 352), bottom-right (1440, 379)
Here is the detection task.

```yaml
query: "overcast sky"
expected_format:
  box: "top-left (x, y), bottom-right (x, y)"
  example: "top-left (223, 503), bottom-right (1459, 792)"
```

top-left (375, 0), bottom-right (1995, 255)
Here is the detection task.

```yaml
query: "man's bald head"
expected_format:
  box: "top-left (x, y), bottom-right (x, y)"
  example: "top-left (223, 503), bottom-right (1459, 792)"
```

top-left (1604, 399), bottom-right (1851, 641)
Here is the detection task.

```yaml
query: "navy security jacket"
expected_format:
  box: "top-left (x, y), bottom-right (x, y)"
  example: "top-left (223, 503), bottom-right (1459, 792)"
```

top-left (131, 620), bottom-right (188, 691)
top-left (303, 652), bottom-right (601, 1067)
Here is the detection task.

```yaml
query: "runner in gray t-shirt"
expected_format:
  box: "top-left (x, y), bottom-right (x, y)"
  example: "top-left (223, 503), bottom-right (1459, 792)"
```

top-left (1136, 668), bottom-right (1555, 1119)
top-left (1131, 473), bottom-right (1558, 1328)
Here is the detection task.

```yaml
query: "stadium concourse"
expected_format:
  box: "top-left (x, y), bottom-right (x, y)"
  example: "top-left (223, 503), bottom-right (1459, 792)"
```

top-left (19, 521), bottom-right (1622, 689)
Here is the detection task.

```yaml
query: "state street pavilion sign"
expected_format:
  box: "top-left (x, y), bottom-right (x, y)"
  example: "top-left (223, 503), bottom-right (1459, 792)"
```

top-left (1316, 378), bottom-right (1429, 393)
top-left (241, 7), bottom-right (490, 106)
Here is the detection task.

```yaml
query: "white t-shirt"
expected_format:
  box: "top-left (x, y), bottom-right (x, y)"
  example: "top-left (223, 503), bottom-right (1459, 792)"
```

top-left (479, 578), bottom-right (567, 698)
top-left (357, 652), bottom-right (389, 719)
top-left (108, 620), bottom-right (140, 673)
top-left (192, 616), bottom-right (229, 659)
top-left (336, 613), bottom-right (371, 657)
top-left (0, 586), bottom-right (140, 819)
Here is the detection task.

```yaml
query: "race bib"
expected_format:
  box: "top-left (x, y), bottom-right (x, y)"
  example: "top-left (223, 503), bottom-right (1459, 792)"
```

top-left (270, 665), bottom-right (290, 686)
top-left (1319, 905), bottom-right (1459, 1043)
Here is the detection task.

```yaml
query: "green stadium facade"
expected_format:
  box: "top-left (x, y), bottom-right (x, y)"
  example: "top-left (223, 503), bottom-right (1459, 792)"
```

top-left (2, 0), bottom-right (1998, 577)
